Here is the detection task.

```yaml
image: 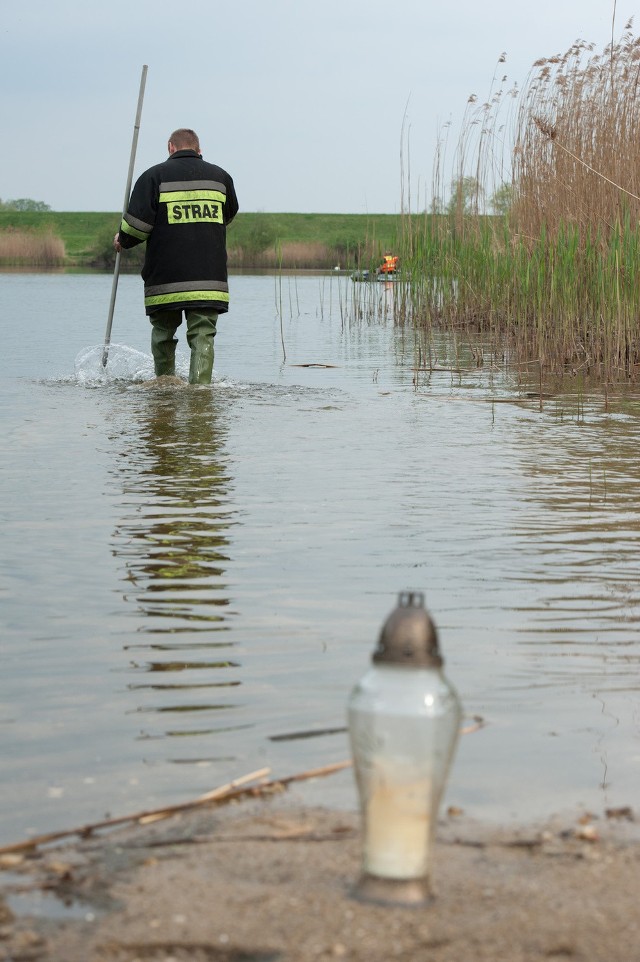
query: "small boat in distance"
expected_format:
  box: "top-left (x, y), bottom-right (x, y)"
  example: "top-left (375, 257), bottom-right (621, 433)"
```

top-left (351, 269), bottom-right (400, 282)
top-left (351, 251), bottom-right (400, 282)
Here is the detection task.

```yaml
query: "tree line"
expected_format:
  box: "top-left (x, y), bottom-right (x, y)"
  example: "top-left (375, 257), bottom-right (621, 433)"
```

top-left (0, 198), bottom-right (51, 212)
top-left (429, 177), bottom-right (512, 216)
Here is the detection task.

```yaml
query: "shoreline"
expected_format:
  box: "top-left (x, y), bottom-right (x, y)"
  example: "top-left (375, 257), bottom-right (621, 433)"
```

top-left (1, 788), bottom-right (638, 962)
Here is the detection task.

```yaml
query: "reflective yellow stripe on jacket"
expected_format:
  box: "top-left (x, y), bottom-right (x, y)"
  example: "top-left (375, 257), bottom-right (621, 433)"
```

top-left (160, 180), bottom-right (227, 226)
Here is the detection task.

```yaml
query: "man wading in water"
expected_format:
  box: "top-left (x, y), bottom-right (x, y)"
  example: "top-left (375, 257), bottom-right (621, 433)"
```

top-left (114, 128), bottom-right (239, 385)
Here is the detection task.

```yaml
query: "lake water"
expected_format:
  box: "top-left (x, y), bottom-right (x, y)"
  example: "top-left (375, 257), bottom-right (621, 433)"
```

top-left (2, 269), bottom-right (640, 846)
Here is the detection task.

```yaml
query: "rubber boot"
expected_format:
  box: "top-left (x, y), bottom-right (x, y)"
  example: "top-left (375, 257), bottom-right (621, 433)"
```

top-left (186, 310), bottom-right (218, 385)
top-left (150, 313), bottom-right (180, 377)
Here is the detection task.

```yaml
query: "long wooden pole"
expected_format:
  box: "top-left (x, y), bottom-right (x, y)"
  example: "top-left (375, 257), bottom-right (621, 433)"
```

top-left (101, 65), bottom-right (148, 368)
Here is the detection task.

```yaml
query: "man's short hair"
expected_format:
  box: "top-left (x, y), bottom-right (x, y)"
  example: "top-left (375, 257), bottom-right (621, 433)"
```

top-left (169, 128), bottom-right (200, 152)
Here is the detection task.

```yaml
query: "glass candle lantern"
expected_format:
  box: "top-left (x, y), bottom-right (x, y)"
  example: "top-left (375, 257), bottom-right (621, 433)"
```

top-left (347, 592), bottom-right (462, 906)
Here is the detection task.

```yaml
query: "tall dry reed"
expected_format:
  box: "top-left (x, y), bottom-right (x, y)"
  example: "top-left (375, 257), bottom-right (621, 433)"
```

top-left (513, 26), bottom-right (640, 239)
top-left (394, 24), bottom-right (640, 382)
top-left (229, 241), bottom-right (333, 270)
top-left (0, 228), bottom-right (65, 267)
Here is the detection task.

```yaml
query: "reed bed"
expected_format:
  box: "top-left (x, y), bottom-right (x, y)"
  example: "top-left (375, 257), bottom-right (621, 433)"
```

top-left (230, 241), bottom-right (333, 270)
top-left (0, 228), bottom-right (65, 267)
top-left (228, 238), bottom-right (387, 271)
top-left (396, 24), bottom-right (640, 383)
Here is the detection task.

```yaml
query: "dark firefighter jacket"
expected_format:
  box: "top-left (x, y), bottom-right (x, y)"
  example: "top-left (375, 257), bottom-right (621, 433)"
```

top-left (118, 149), bottom-right (239, 315)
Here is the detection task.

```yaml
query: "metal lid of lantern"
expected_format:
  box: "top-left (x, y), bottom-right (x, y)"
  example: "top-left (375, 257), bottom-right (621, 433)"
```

top-left (372, 592), bottom-right (443, 668)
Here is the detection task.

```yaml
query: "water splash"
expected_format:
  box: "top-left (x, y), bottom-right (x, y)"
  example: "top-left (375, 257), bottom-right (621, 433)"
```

top-left (74, 344), bottom-right (156, 386)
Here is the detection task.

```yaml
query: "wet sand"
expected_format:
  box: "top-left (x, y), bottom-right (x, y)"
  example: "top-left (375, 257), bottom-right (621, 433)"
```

top-left (1, 791), bottom-right (639, 962)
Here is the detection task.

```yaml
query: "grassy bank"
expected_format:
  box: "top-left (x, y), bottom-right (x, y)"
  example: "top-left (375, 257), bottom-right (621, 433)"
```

top-left (0, 210), bottom-right (406, 271)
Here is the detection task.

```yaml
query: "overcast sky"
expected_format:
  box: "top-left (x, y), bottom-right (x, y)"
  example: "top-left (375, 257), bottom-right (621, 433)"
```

top-left (1, 1), bottom-right (634, 213)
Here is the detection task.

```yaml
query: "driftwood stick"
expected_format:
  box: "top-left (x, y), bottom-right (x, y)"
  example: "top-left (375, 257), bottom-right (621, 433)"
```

top-left (195, 769), bottom-right (271, 801)
top-left (0, 761), bottom-right (352, 858)
top-left (0, 767), bottom-right (270, 856)
top-left (0, 726), bottom-right (486, 857)
top-left (264, 759), bottom-right (352, 787)
top-left (136, 767), bottom-right (273, 824)
top-left (461, 716), bottom-right (486, 736)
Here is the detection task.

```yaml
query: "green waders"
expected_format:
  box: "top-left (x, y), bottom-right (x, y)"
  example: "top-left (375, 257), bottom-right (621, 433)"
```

top-left (150, 309), bottom-right (219, 384)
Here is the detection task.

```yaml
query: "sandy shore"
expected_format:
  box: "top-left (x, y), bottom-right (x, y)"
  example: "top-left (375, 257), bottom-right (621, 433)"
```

top-left (1, 790), bottom-right (638, 962)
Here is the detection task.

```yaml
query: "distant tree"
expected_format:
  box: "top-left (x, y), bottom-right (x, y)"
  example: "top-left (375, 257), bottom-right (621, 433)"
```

top-left (490, 183), bottom-right (514, 216)
top-left (428, 197), bottom-right (445, 215)
top-left (91, 226), bottom-right (145, 271)
top-left (243, 216), bottom-right (277, 258)
top-left (0, 198), bottom-right (51, 212)
top-left (447, 177), bottom-right (483, 216)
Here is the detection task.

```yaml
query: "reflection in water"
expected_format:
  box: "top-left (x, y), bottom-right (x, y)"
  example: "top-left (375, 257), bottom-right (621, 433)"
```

top-left (500, 405), bottom-right (640, 801)
top-left (109, 385), bottom-right (246, 764)
top-left (513, 415), bottom-right (640, 647)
